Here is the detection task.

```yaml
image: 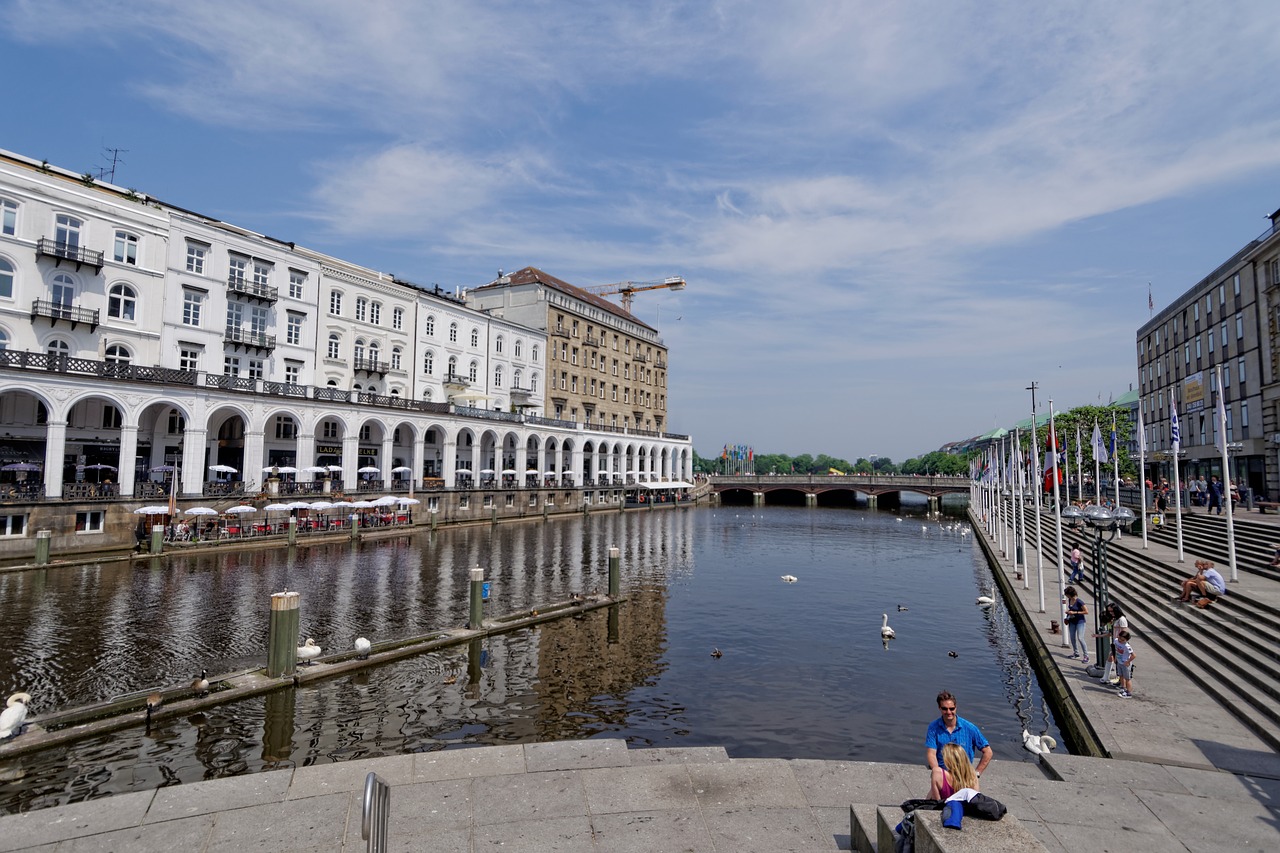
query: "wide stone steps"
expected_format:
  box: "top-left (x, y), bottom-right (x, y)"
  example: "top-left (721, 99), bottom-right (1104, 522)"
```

top-left (1145, 511), bottom-right (1279, 579)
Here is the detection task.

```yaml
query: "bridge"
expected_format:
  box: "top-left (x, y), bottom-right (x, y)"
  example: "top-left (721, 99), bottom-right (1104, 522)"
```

top-left (707, 473), bottom-right (970, 510)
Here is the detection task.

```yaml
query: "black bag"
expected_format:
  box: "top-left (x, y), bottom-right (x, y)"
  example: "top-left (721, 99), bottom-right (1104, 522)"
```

top-left (962, 793), bottom-right (1007, 820)
top-left (899, 798), bottom-right (944, 812)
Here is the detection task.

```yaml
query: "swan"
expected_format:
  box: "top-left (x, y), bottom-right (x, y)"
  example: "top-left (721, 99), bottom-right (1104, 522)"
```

top-left (880, 614), bottom-right (895, 639)
top-left (780, 574), bottom-right (798, 583)
top-left (976, 587), bottom-right (995, 606)
top-left (1022, 729), bottom-right (1058, 755)
top-left (190, 669), bottom-right (209, 696)
top-left (298, 637), bottom-right (323, 665)
top-left (0, 693), bottom-right (31, 739)
top-left (354, 637), bottom-right (372, 660)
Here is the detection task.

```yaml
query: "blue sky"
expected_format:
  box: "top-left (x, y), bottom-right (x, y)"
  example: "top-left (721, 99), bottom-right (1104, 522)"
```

top-left (5, 1), bottom-right (1280, 462)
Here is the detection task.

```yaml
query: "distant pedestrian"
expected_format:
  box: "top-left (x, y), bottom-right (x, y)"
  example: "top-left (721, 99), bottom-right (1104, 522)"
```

top-left (1064, 586), bottom-right (1088, 664)
top-left (1207, 476), bottom-right (1224, 515)
top-left (1114, 631), bottom-right (1136, 698)
top-left (1096, 602), bottom-right (1129, 684)
top-left (1067, 546), bottom-right (1084, 583)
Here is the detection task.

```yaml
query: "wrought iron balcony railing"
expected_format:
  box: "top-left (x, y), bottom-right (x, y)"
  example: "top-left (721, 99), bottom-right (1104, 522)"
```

top-left (31, 299), bottom-right (99, 330)
top-left (36, 238), bottom-right (104, 273)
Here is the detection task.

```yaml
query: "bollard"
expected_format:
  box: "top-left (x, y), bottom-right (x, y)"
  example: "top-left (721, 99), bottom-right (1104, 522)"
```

top-left (608, 545), bottom-right (620, 598)
top-left (287, 517), bottom-right (298, 546)
top-left (150, 523), bottom-right (164, 555)
top-left (430, 510), bottom-right (437, 531)
top-left (267, 590), bottom-right (301, 677)
top-left (34, 529), bottom-right (51, 565)
top-left (469, 566), bottom-right (485, 629)
top-left (543, 502), bottom-right (549, 521)
top-left (491, 506), bottom-right (498, 525)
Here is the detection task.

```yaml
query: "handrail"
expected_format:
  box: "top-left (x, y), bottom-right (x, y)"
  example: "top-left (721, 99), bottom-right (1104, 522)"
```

top-left (361, 771), bottom-right (391, 853)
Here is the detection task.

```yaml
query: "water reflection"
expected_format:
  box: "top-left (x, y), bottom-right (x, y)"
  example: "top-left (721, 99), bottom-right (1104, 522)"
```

top-left (0, 507), bottom-right (1060, 814)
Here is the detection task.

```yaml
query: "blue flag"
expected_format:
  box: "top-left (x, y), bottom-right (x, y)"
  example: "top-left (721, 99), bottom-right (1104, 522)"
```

top-left (1171, 400), bottom-right (1181, 452)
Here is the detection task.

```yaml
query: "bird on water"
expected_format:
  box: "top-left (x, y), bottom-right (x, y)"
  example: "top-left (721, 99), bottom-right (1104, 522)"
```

top-left (976, 587), bottom-right (995, 606)
top-left (880, 614), bottom-right (895, 639)
top-left (190, 669), bottom-right (210, 696)
top-left (710, 648), bottom-right (723, 658)
top-left (897, 604), bottom-right (909, 611)
top-left (0, 693), bottom-right (31, 740)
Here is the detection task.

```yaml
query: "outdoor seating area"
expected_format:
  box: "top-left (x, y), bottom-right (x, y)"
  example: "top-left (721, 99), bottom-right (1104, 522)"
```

top-left (136, 495), bottom-right (422, 543)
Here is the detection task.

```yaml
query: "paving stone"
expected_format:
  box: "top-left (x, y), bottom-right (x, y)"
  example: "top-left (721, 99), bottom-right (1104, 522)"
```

top-left (0, 791), bottom-right (154, 852)
top-left (412, 743), bottom-right (524, 783)
top-left (789, 759), bottom-right (917, 808)
top-left (700, 805), bottom-right (828, 852)
top-left (1017, 780), bottom-right (1169, 833)
top-left (382, 777), bottom-right (473, 831)
top-left (469, 769), bottom-right (584, 826)
top-left (287, 753), bottom-right (414, 801)
top-left (380, 823), bottom-right (472, 853)
top-left (146, 768), bottom-right (293, 822)
top-left (688, 759), bottom-right (808, 809)
top-left (1039, 753), bottom-right (1188, 794)
top-left (809, 804), bottom-right (852, 850)
top-left (1173, 764), bottom-right (1280, 803)
top-left (625, 746), bottom-right (729, 765)
top-left (54, 814), bottom-right (215, 852)
top-left (524, 738), bottom-right (631, 773)
top-left (1132, 787), bottom-right (1280, 853)
top-left (581, 764), bottom-right (696, 814)
top-left (202, 792), bottom-right (350, 852)
top-left (589, 809), bottom-right (716, 853)
top-left (471, 814), bottom-right (597, 852)
top-left (1035, 818), bottom-right (1186, 853)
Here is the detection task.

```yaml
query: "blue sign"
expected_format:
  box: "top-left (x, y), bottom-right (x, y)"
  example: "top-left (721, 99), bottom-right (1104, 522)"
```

top-left (482, 581), bottom-right (491, 600)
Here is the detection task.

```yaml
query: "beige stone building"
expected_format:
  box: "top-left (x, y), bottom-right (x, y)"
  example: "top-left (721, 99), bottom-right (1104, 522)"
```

top-left (467, 267), bottom-right (672, 435)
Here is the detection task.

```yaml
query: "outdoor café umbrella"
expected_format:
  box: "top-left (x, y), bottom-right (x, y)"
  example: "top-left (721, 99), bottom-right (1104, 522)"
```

top-left (397, 497), bottom-right (421, 506)
top-left (150, 464), bottom-right (177, 473)
top-left (224, 505), bottom-right (257, 515)
top-left (134, 505), bottom-right (170, 515)
top-left (209, 464), bottom-right (238, 474)
top-left (263, 503), bottom-right (293, 512)
top-left (184, 506), bottom-right (219, 516)
top-left (302, 466), bottom-right (329, 475)
top-left (525, 468), bottom-right (540, 476)
top-left (326, 465), bottom-right (345, 473)
top-left (2, 462), bottom-right (41, 472)
top-left (501, 469), bottom-right (518, 475)
top-left (357, 466), bottom-right (381, 475)
top-left (275, 466), bottom-right (298, 475)
top-left (455, 469), bottom-right (473, 477)
top-left (480, 468), bottom-right (496, 475)
top-left (371, 496), bottom-right (399, 507)
top-left (307, 500), bottom-right (334, 510)
top-left (390, 466), bottom-right (413, 475)
top-left (84, 463), bottom-right (117, 471)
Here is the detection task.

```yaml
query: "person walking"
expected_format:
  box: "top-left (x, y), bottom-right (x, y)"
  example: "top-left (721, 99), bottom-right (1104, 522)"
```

top-left (1064, 586), bottom-right (1089, 664)
top-left (1096, 601), bottom-right (1129, 684)
top-left (1067, 546), bottom-right (1084, 584)
top-left (1207, 476), bottom-right (1224, 515)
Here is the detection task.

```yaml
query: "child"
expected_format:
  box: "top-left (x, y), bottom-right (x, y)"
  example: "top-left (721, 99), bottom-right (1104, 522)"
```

top-left (937, 743), bottom-right (979, 798)
top-left (1114, 630), bottom-right (1136, 698)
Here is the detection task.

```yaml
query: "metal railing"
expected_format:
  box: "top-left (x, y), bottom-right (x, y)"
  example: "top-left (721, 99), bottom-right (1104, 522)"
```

top-left (31, 299), bottom-right (100, 328)
top-left (361, 771), bottom-right (391, 853)
top-left (352, 356), bottom-right (386, 374)
top-left (206, 373), bottom-right (257, 392)
top-left (224, 326), bottom-right (276, 350)
top-left (36, 237), bottom-right (104, 271)
top-left (226, 278), bottom-right (279, 302)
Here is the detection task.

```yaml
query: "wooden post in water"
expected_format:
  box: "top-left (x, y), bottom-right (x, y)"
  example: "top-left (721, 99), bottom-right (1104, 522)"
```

top-left (150, 524), bottom-right (164, 555)
top-left (287, 517), bottom-right (297, 545)
top-left (469, 566), bottom-right (485, 629)
top-left (491, 505), bottom-right (498, 525)
top-left (430, 510), bottom-right (437, 531)
top-left (268, 591), bottom-right (300, 677)
top-left (608, 545), bottom-right (620, 598)
top-left (34, 529), bottom-right (51, 565)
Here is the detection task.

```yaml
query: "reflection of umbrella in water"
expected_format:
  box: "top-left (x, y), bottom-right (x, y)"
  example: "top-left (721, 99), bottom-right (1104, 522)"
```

top-left (184, 507), bottom-right (219, 516)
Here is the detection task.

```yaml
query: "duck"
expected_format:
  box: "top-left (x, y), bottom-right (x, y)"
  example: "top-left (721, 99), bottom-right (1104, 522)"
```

top-left (780, 574), bottom-right (798, 583)
top-left (0, 692), bottom-right (31, 739)
top-left (897, 604), bottom-right (909, 612)
top-left (1022, 729), bottom-right (1058, 755)
top-left (880, 614), bottom-right (895, 639)
top-left (948, 650), bottom-right (959, 658)
top-left (297, 637), bottom-right (322, 666)
top-left (976, 587), bottom-right (995, 606)
top-left (710, 647), bottom-right (723, 658)
top-left (354, 637), bottom-right (372, 660)
top-left (190, 669), bottom-right (210, 696)
top-left (145, 691), bottom-right (163, 728)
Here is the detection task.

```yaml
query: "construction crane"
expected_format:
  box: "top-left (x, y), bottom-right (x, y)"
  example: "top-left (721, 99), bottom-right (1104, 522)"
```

top-left (583, 276), bottom-right (686, 312)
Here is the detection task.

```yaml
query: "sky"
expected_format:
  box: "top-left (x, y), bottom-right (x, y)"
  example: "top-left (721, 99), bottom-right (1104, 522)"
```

top-left (5, 0), bottom-right (1280, 462)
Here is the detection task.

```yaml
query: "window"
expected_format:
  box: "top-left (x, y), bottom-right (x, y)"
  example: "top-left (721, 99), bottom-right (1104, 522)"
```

top-left (249, 305), bottom-right (268, 335)
top-left (107, 283), bottom-right (136, 320)
top-left (327, 333), bottom-right (341, 359)
top-left (0, 514), bottom-right (25, 536)
top-left (449, 322), bottom-right (458, 342)
top-left (353, 339), bottom-right (365, 362)
top-left (1236, 315), bottom-right (1244, 340)
top-left (322, 421), bottom-right (339, 439)
top-left (423, 350), bottom-right (434, 374)
top-left (514, 368), bottom-right (522, 388)
top-left (1238, 356), bottom-right (1246, 386)
top-left (495, 335), bottom-right (504, 354)
top-left (448, 355), bottom-right (458, 377)
top-left (275, 415), bottom-right (297, 439)
top-left (74, 511), bottom-right (104, 533)
top-left (391, 347), bottom-right (402, 371)
top-left (113, 230), bottom-right (138, 265)
top-left (224, 355), bottom-right (241, 376)
top-left (186, 242), bottom-right (206, 274)
top-left (612, 383), bottom-right (618, 401)
top-left (1234, 273), bottom-right (1241, 297)
top-left (228, 255), bottom-right (247, 286)
top-left (468, 360), bottom-right (478, 382)
top-left (370, 302), bottom-right (381, 325)
top-left (0, 329), bottom-right (7, 350)
top-left (530, 373), bottom-right (537, 393)
top-left (532, 345), bottom-right (540, 362)
top-left (289, 270), bottom-right (306, 299)
top-left (253, 262), bottom-right (271, 288)
top-left (1208, 329), bottom-right (1214, 353)
top-left (0, 199), bottom-right (15, 236)
top-left (470, 328), bottom-right (479, 347)
top-left (286, 312), bottom-right (303, 345)
top-left (247, 358), bottom-right (264, 380)
top-left (1242, 400), bottom-right (1250, 438)
top-left (284, 361), bottom-right (301, 385)
top-left (0, 258), bottom-right (15, 298)
top-left (358, 425), bottom-right (372, 441)
top-left (514, 339), bottom-right (522, 358)
top-left (55, 214), bottom-right (81, 249)
top-left (355, 297), bottom-right (367, 322)
top-left (368, 341), bottom-right (380, 365)
top-left (425, 315), bottom-right (435, 336)
top-left (104, 344), bottom-right (130, 364)
top-left (179, 348), bottom-right (200, 372)
top-left (329, 290), bottom-right (343, 315)
top-left (571, 347), bottom-right (578, 365)
top-left (182, 290), bottom-right (203, 326)
top-left (226, 301), bottom-right (243, 330)
top-left (494, 365), bottom-right (503, 386)
top-left (100, 403), bottom-right (123, 428)
top-left (393, 307), bottom-right (403, 330)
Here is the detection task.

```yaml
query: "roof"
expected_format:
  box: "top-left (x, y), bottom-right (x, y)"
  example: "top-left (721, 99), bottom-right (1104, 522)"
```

top-left (474, 266), bottom-right (654, 331)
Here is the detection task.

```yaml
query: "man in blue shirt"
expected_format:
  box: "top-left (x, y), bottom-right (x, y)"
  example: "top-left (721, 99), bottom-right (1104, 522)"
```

top-left (925, 690), bottom-right (993, 798)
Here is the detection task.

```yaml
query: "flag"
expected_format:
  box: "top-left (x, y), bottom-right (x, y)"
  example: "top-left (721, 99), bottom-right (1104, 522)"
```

top-left (1109, 413), bottom-right (1118, 461)
top-left (1138, 406), bottom-right (1147, 453)
top-left (167, 464), bottom-right (178, 517)
top-left (1044, 425), bottom-right (1063, 492)
top-left (1171, 398), bottom-right (1181, 452)
top-left (1075, 426), bottom-right (1083, 467)
top-left (1148, 283), bottom-right (1154, 312)
top-left (1215, 385), bottom-right (1227, 452)
top-left (1092, 421), bottom-right (1108, 464)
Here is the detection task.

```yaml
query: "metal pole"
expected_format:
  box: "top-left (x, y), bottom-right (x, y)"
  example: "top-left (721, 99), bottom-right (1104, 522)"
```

top-left (1138, 406), bottom-right (1149, 549)
top-left (1171, 398), bottom-right (1185, 563)
top-left (1049, 402), bottom-right (1064, 628)
top-left (1217, 365), bottom-right (1238, 582)
top-left (1027, 383), bottom-right (1043, 593)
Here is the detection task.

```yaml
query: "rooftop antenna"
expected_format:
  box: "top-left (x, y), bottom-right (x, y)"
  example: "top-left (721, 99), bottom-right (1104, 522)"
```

top-left (93, 146), bottom-right (128, 184)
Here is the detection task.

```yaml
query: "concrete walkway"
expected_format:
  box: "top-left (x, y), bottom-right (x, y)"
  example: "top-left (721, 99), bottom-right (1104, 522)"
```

top-left (2, 513), bottom-right (1279, 851)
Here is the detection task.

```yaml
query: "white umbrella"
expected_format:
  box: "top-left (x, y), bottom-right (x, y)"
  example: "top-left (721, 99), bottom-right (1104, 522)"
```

top-left (150, 464), bottom-right (177, 473)
top-left (2, 462), bottom-right (40, 472)
top-left (501, 469), bottom-right (518, 475)
top-left (397, 497), bottom-right (421, 506)
top-left (84, 463), bottom-right (117, 471)
top-left (390, 466), bottom-right (414, 474)
top-left (351, 500), bottom-right (376, 509)
top-left (612, 472), bottom-right (624, 479)
top-left (455, 469), bottom-right (473, 477)
top-left (371, 496), bottom-right (399, 506)
top-left (288, 500), bottom-right (314, 510)
top-left (263, 503), bottom-right (293, 512)
top-left (480, 468), bottom-right (496, 475)
top-left (308, 501), bottom-right (334, 510)
top-left (134, 505), bottom-right (170, 515)
top-left (329, 500), bottom-right (355, 508)
top-left (209, 464), bottom-right (238, 474)
top-left (276, 466), bottom-right (298, 474)
top-left (358, 466), bottom-right (381, 474)
top-left (525, 469), bottom-right (541, 475)
top-left (184, 506), bottom-right (219, 516)
top-left (302, 465), bottom-right (329, 474)
top-left (543, 471), bottom-right (558, 476)
top-left (224, 505), bottom-right (257, 514)
top-left (326, 464), bottom-right (345, 472)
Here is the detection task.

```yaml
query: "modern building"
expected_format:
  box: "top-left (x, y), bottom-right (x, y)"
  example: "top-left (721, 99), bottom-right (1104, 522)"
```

top-left (467, 267), bottom-right (671, 434)
top-left (1137, 208), bottom-right (1280, 497)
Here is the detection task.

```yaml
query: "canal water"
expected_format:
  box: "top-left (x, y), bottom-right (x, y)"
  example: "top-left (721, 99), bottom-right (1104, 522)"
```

top-left (0, 505), bottom-right (1061, 814)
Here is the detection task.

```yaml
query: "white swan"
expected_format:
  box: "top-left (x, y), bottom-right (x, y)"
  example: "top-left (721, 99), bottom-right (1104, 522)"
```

top-left (880, 613), bottom-right (895, 639)
top-left (780, 575), bottom-right (798, 583)
top-left (1022, 728), bottom-right (1058, 755)
top-left (298, 637), bottom-right (323, 665)
top-left (976, 587), bottom-right (995, 606)
top-left (0, 692), bottom-right (30, 739)
top-left (354, 637), bottom-right (372, 659)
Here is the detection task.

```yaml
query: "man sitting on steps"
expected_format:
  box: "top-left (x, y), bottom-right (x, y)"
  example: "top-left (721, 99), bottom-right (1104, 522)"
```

top-left (1178, 560), bottom-right (1226, 608)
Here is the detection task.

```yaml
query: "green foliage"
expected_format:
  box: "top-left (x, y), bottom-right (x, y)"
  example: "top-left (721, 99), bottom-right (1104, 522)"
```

top-left (80, 172), bottom-right (96, 186)
top-left (1031, 404), bottom-right (1137, 481)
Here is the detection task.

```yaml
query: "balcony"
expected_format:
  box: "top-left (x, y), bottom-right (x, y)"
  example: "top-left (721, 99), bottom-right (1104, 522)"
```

top-left (655, 358), bottom-right (667, 369)
top-left (551, 326), bottom-right (570, 339)
top-left (223, 325), bottom-right (276, 352)
top-left (632, 352), bottom-right (650, 363)
top-left (353, 356), bottom-right (388, 377)
top-left (443, 372), bottom-right (470, 388)
top-left (584, 335), bottom-right (600, 347)
top-left (36, 238), bottom-right (104, 273)
top-left (31, 299), bottom-right (99, 331)
top-left (226, 277), bottom-right (279, 304)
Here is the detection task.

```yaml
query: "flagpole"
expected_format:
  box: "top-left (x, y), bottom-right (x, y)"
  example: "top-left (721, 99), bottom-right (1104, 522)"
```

top-left (1171, 399), bottom-right (1185, 563)
top-left (1015, 430), bottom-right (1027, 581)
top-left (1049, 401), bottom-right (1065, 629)
top-left (1112, 413), bottom-right (1121, 515)
top-left (1138, 406), bottom-right (1149, 550)
top-left (1093, 420), bottom-right (1103, 506)
top-left (1217, 365), bottom-right (1238, 582)
top-left (1028, 395), bottom-right (1043, 594)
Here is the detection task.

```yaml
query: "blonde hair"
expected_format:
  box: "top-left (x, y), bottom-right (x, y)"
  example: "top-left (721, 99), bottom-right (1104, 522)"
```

top-left (941, 743), bottom-right (978, 791)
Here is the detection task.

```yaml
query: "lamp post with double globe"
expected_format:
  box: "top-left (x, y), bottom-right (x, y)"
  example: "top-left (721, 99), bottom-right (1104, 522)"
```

top-left (1079, 503), bottom-right (1135, 676)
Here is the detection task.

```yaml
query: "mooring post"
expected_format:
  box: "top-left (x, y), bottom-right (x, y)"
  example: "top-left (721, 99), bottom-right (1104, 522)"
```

top-left (267, 590), bottom-right (300, 677)
top-left (34, 529), bottom-right (51, 565)
top-left (491, 506), bottom-right (498, 525)
top-left (430, 510), bottom-right (437, 531)
top-left (150, 523), bottom-right (164, 555)
top-left (469, 566), bottom-right (485, 629)
top-left (608, 545), bottom-right (621, 598)
top-left (287, 517), bottom-right (297, 545)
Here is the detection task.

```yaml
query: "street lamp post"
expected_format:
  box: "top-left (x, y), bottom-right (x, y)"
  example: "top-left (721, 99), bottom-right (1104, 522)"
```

top-left (1080, 503), bottom-right (1135, 677)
